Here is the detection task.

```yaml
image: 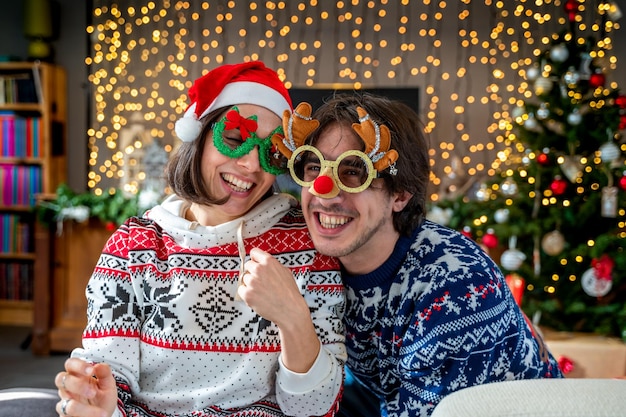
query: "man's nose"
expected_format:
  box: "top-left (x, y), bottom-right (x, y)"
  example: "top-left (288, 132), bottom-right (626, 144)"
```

top-left (309, 166), bottom-right (339, 198)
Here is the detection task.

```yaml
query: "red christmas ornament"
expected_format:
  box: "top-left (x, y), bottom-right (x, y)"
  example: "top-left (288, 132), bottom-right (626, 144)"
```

top-left (619, 114), bottom-right (626, 130)
top-left (557, 356), bottom-right (575, 374)
top-left (589, 72), bottom-right (606, 89)
top-left (505, 274), bottom-right (526, 306)
top-left (564, 0), bottom-right (579, 22)
top-left (615, 95), bottom-right (626, 109)
top-left (313, 175), bottom-right (334, 194)
top-left (536, 152), bottom-right (550, 166)
top-left (619, 174), bottom-right (626, 191)
top-left (461, 226), bottom-right (473, 239)
top-left (592, 254), bottom-right (615, 282)
top-left (550, 177), bottom-right (568, 195)
top-left (482, 229), bottom-right (499, 249)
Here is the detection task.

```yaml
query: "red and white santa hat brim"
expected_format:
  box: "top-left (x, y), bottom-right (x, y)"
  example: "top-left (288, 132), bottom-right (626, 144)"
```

top-left (175, 61), bottom-right (292, 142)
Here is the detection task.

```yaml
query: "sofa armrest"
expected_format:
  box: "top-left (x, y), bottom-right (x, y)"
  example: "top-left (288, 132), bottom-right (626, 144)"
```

top-left (0, 388), bottom-right (59, 417)
top-left (431, 379), bottom-right (626, 417)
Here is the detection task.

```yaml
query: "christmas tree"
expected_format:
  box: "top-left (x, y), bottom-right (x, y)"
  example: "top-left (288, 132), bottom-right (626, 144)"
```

top-left (430, 0), bottom-right (626, 340)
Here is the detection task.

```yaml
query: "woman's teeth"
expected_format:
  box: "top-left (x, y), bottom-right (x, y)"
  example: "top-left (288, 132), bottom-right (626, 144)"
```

top-left (222, 173), bottom-right (253, 192)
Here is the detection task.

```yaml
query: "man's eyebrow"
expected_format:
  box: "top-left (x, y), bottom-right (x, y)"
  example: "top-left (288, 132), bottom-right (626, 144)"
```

top-left (303, 153), bottom-right (321, 163)
top-left (342, 156), bottom-right (365, 167)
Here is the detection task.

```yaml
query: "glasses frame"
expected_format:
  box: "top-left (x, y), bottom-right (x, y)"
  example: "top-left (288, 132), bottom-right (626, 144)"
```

top-left (288, 145), bottom-right (378, 193)
top-left (212, 111), bottom-right (286, 175)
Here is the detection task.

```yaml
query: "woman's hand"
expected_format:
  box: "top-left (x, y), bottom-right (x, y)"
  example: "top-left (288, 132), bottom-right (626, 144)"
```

top-left (237, 247), bottom-right (321, 373)
top-left (237, 247), bottom-right (311, 326)
top-left (55, 357), bottom-right (119, 417)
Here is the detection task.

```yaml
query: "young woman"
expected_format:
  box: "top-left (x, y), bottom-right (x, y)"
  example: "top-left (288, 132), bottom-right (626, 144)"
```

top-left (54, 61), bottom-right (345, 417)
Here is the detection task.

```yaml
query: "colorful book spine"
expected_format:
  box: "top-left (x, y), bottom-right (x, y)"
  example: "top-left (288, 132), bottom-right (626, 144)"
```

top-left (0, 112), bottom-right (42, 158)
top-left (0, 214), bottom-right (31, 254)
top-left (0, 164), bottom-right (42, 205)
top-left (7, 116), bottom-right (15, 157)
top-left (0, 262), bottom-right (34, 300)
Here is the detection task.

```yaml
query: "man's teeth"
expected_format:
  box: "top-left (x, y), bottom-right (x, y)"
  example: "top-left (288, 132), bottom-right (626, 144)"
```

top-left (319, 213), bottom-right (350, 228)
top-left (222, 174), bottom-right (253, 192)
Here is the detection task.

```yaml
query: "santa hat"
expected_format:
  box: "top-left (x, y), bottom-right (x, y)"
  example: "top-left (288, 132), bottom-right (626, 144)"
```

top-left (175, 61), bottom-right (293, 142)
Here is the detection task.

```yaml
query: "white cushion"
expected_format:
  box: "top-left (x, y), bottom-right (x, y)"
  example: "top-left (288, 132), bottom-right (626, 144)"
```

top-left (431, 379), bottom-right (626, 417)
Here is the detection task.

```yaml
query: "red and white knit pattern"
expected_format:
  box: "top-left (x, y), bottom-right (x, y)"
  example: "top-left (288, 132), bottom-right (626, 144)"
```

top-left (72, 194), bottom-right (346, 417)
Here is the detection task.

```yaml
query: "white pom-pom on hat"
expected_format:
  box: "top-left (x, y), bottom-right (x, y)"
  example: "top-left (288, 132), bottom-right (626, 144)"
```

top-left (174, 104), bottom-right (202, 142)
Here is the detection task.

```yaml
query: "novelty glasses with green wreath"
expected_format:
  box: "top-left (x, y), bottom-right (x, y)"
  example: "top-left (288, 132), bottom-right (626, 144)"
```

top-left (212, 106), bottom-right (287, 175)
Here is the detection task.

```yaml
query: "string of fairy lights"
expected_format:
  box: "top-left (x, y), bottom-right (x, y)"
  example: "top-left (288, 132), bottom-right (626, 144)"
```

top-left (85, 0), bottom-right (621, 198)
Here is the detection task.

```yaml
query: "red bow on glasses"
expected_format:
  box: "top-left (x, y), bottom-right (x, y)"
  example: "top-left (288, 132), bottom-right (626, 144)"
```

top-left (225, 110), bottom-right (258, 140)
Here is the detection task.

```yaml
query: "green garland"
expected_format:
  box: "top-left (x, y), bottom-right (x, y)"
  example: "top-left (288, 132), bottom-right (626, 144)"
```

top-left (37, 183), bottom-right (140, 227)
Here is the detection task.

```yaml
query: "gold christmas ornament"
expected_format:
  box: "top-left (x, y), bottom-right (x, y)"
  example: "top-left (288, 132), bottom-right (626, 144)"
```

top-left (559, 155), bottom-right (583, 183)
top-left (534, 76), bottom-right (553, 95)
top-left (601, 186), bottom-right (618, 218)
top-left (541, 230), bottom-right (565, 256)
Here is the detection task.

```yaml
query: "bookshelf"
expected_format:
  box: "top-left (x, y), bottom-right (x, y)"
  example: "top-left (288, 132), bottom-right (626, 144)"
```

top-left (0, 62), bottom-right (66, 326)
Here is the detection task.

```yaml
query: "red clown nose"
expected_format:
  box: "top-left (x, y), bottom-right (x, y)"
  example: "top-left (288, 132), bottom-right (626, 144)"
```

top-left (313, 175), bottom-right (335, 195)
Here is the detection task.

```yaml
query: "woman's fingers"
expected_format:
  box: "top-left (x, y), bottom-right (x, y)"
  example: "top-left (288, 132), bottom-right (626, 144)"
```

top-left (64, 357), bottom-right (95, 376)
top-left (57, 358), bottom-right (98, 399)
top-left (56, 397), bottom-right (109, 417)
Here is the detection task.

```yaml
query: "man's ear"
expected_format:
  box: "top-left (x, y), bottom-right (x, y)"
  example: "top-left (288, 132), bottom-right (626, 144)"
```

top-left (392, 190), bottom-right (412, 213)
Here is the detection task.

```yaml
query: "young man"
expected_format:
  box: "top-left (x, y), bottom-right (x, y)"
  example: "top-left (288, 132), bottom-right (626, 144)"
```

top-left (276, 94), bottom-right (563, 417)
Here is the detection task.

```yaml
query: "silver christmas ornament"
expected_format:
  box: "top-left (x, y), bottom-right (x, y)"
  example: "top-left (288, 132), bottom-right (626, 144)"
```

top-left (524, 113), bottom-right (539, 130)
top-left (581, 267), bottom-right (612, 297)
top-left (500, 248), bottom-right (526, 271)
top-left (579, 52), bottom-right (593, 79)
top-left (474, 183), bottom-right (491, 202)
top-left (511, 105), bottom-right (525, 121)
top-left (536, 103), bottom-right (550, 120)
top-left (526, 65), bottom-right (540, 81)
top-left (563, 67), bottom-right (581, 86)
top-left (599, 142), bottom-right (620, 163)
top-left (567, 108), bottom-right (582, 125)
top-left (501, 177), bottom-right (519, 197)
top-left (500, 236), bottom-right (526, 271)
top-left (494, 208), bottom-right (510, 224)
top-left (549, 44), bottom-right (569, 63)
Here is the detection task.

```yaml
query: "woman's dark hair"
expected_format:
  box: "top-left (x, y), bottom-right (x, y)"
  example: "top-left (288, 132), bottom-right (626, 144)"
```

top-left (166, 107), bottom-right (227, 205)
top-left (306, 92), bottom-right (430, 235)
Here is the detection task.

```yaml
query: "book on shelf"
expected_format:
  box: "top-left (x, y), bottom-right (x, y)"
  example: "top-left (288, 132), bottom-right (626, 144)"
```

top-left (0, 111), bottom-right (43, 158)
top-left (0, 163), bottom-right (42, 206)
top-left (0, 262), bottom-right (34, 301)
top-left (0, 213), bottom-right (31, 254)
top-left (0, 70), bottom-right (39, 105)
